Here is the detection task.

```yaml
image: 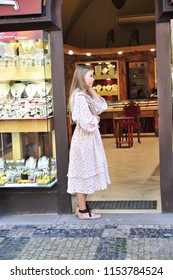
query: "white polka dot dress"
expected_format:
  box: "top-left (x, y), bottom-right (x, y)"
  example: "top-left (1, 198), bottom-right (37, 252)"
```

top-left (67, 90), bottom-right (111, 194)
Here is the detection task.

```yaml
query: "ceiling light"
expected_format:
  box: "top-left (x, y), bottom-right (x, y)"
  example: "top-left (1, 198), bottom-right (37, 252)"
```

top-left (68, 50), bottom-right (74, 55)
top-left (118, 51), bottom-right (123, 54)
top-left (86, 52), bottom-right (91, 56)
top-left (150, 48), bottom-right (155, 52)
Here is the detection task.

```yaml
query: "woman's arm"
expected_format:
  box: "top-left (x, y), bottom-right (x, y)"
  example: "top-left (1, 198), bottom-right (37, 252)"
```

top-left (87, 87), bottom-right (108, 114)
top-left (72, 92), bottom-right (99, 133)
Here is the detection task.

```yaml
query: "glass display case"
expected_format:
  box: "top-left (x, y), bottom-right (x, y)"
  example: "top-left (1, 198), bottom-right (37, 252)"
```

top-left (128, 61), bottom-right (148, 99)
top-left (0, 30), bottom-right (57, 188)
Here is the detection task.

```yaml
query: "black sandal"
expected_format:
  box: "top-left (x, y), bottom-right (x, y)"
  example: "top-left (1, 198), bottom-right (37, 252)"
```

top-left (86, 203), bottom-right (92, 212)
top-left (79, 208), bottom-right (92, 217)
top-left (78, 208), bottom-right (101, 220)
top-left (75, 203), bottom-right (91, 216)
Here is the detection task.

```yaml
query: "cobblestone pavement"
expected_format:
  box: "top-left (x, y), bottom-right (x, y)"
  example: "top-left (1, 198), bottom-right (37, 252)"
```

top-left (0, 213), bottom-right (173, 260)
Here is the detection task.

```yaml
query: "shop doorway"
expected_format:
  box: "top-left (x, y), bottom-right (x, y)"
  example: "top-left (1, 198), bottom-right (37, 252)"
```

top-left (71, 134), bottom-right (161, 214)
top-left (68, 55), bottom-right (160, 214)
top-left (89, 136), bottom-right (160, 213)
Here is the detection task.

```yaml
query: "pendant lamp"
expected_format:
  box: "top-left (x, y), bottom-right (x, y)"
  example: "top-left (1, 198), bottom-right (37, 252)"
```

top-left (112, 0), bottom-right (126, 9)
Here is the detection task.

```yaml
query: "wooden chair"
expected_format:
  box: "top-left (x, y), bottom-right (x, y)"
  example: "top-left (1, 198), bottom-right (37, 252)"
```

top-left (113, 116), bottom-right (134, 148)
top-left (122, 101), bottom-right (141, 143)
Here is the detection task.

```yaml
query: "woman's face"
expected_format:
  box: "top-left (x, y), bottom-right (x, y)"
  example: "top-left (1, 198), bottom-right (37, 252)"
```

top-left (84, 70), bottom-right (94, 87)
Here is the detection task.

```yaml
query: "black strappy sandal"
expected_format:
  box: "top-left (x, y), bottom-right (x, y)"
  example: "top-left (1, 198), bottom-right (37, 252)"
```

top-left (78, 208), bottom-right (101, 220)
top-left (75, 203), bottom-right (91, 216)
top-left (86, 202), bottom-right (92, 212)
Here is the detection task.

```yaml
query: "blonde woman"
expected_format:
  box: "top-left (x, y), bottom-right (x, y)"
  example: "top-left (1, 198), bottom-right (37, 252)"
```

top-left (67, 65), bottom-right (111, 220)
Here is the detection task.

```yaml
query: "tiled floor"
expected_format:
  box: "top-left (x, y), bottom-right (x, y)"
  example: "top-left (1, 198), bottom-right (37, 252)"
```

top-left (72, 135), bottom-right (161, 214)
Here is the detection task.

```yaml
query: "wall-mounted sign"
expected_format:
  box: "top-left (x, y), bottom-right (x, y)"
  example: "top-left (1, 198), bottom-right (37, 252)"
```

top-left (0, 0), bottom-right (43, 17)
top-left (0, 30), bottom-right (43, 41)
top-left (0, 0), bottom-right (61, 32)
top-left (156, 0), bottom-right (173, 23)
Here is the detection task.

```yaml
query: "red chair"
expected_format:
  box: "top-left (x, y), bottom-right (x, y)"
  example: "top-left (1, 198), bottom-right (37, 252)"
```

top-left (122, 101), bottom-right (141, 143)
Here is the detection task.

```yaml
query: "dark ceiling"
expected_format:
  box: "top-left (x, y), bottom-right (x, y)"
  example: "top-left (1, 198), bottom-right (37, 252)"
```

top-left (62, 0), bottom-right (155, 48)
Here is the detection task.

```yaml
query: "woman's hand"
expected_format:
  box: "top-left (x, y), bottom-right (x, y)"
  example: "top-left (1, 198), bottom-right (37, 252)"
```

top-left (87, 87), bottom-right (95, 96)
top-left (87, 87), bottom-right (101, 101)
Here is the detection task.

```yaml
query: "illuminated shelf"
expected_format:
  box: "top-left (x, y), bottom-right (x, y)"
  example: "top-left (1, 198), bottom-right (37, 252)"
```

top-left (0, 65), bottom-right (51, 81)
top-left (0, 117), bottom-right (54, 132)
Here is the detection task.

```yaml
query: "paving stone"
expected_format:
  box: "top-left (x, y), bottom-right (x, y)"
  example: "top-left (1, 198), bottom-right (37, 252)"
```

top-left (1, 217), bottom-right (173, 260)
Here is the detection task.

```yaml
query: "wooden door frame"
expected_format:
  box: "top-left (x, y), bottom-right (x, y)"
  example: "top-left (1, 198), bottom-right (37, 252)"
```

top-left (156, 0), bottom-right (173, 212)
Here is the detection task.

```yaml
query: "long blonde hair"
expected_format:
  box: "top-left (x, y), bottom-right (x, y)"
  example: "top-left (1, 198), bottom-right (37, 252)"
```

top-left (68, 65), bottom-right (92, 114)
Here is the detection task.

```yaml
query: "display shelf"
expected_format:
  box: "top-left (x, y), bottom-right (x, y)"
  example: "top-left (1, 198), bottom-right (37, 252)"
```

top-left (76, 60), bottom-right (120, 100)
top-left (129, 67), bottom-right (145, 78)
top-left (97, 91), bottom-right (118, 96)
top-left (0, 179), bottom-right (57, 188)
top-left (93, 74), bottom-right (118, 80)
top-left (130, 85), bottom-right (146, 87)
top-left (0, 65), bottom-right (51, 81)
top-left (128, 62), bottom-right (148, 99)
top-left (0, 117), bottom-right (54, 132)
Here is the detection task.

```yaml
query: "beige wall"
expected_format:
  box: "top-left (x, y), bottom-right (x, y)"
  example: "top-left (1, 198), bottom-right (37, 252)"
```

top-left (62, 0), bottom-right (155, 48)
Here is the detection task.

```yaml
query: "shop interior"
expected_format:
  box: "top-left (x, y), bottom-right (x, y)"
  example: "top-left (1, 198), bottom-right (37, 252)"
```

top-left (62, 0), bottom-right (161, 213)
top-left (64, 46), bottom-right (160, 214)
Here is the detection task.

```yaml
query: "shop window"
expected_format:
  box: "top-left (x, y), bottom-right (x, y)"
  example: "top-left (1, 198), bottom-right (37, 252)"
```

top-left (0, 30), bottom-right (57, 188)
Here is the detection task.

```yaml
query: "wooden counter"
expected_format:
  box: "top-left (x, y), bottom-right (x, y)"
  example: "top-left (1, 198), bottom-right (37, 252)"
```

top-left (67, 104), bottom-right (158, 143)
top-left (100, 105), bottom-right (158, 136)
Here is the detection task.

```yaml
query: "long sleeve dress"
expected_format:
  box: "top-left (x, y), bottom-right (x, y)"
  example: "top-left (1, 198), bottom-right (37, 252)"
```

top-left (67, 89), bottom-right (111, 194)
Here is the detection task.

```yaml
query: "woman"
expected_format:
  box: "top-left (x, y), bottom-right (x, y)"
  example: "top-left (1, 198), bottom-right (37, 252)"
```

top-left (67, 65), bottom-right (111, 220)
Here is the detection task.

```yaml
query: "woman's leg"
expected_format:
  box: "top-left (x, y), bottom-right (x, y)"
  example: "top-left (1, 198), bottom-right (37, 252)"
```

top-left (76, 192), bottom-right (101, 220)
top-left (76, 193), bottom-right (87, 210)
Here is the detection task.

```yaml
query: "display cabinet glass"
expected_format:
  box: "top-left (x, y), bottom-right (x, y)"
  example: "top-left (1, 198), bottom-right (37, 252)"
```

top-left (76, 60), bottom-right (120, 102)
top-left (128, 62), bottom-right (148, 99)
top-left (0, 30), bottom-right (57, 188)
